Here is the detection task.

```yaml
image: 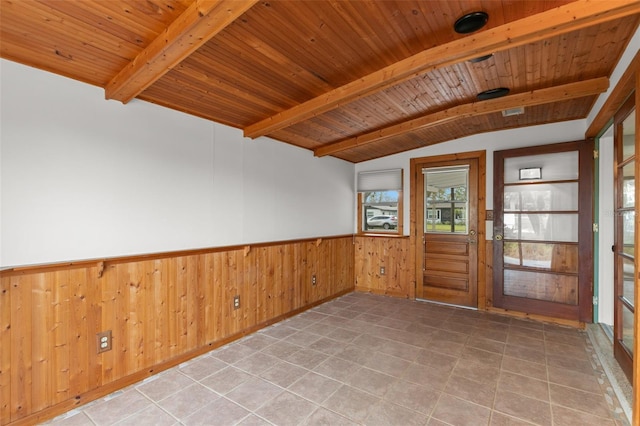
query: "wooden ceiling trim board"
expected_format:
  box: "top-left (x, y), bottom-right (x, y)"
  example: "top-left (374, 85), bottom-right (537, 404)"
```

top-left (586, 48), bottom-right (640, 138)
top-left (105, 0), bottom-right (258, 103)
top-left (244, 0), bottom-right (640, 139)
top-left (314, 77), bottom-right (609, 157)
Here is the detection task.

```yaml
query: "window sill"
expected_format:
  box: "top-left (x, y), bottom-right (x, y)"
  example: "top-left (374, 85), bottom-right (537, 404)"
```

top-left (357, 232), bottom-right (409, 238)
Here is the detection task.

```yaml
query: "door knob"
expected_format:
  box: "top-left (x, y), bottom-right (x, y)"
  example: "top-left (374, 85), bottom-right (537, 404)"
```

top-left (495, 234), bottom-right (503, 241)
top-left (469, 230), bottom-right (476, 236)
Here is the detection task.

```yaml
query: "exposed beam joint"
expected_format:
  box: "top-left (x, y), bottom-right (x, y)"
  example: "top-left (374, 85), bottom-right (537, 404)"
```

top-left (314, 77), bottom-right (610, 157)
top-left (105, 0), bottom-right (257, 103)
top-left (245, 0), bottom-right (640, 139)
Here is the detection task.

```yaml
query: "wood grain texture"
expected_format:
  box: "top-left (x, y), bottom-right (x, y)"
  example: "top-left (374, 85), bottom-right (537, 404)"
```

top-left (354, 235), bottom-right (412, 298)
top-left (0, 236), bottom-right (354, 425)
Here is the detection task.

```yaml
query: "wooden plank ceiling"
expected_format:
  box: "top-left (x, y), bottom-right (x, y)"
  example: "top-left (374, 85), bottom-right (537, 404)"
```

top-left (2, 0), bottom-right (639, 163)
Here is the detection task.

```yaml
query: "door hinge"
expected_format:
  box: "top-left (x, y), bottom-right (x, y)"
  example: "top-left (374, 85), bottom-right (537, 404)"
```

top-left (593, 296), bottom-right (598, 305)
top-left (593, 223), bottom-right (599, 232)
top-left (593, 149), bottom-right (599, 159)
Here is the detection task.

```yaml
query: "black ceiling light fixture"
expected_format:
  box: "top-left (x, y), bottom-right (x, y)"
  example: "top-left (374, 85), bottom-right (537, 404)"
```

top-left (477, 87), bottom-right (510, 101)
top-left (469, 53), bottom-right (494, 63)
top-left (454, 11), bottom-right (489, 34)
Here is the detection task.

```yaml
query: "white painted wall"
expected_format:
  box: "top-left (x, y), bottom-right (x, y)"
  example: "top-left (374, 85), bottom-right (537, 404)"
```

top-left (0, 60), bottom-right (354, 267)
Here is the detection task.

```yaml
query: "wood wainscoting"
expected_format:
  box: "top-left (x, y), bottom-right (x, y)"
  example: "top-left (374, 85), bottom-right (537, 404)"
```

top-left (0, 236), bottom-right (354, 425)
top-left (354, 235), bottom-right (413, 299)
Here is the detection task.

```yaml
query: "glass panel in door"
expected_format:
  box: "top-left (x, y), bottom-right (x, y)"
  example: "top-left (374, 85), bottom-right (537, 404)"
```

top-left (614, 100), bottom-right (635, 381)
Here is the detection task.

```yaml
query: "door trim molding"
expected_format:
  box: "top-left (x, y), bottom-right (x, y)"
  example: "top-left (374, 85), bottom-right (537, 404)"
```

top-left (410, 150), bottom-right (487, 309)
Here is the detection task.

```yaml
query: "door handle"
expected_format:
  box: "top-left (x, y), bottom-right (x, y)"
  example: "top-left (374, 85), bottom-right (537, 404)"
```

top-left (495, 234), bottom-right (503, 241)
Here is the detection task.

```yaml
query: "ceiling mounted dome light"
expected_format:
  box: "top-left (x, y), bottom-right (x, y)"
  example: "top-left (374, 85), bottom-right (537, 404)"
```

top-left (454, 11), bottom-right (488, 34)
top-left (477, 87), bottom-right (510, 101)
top-left (469, 53), bottom-right (494, 63)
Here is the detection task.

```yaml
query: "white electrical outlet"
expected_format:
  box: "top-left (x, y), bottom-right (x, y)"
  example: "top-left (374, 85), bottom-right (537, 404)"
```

top-left (233, 295), bottom-right (240, 310)
top-left (96, 330), bottom-right (112, 353)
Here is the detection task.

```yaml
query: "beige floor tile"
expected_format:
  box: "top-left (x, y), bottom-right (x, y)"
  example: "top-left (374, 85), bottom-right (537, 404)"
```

top-left (258, 324), bottom-right (299, 340)
top-left (157, 383), bottom-right (218, 421)
top-left (308, 336), bottom-right (349, 355)
top-left (335, 344), bottom-right (375, 364)
top-left (285, 330), bottom-right (323, 347)
top-left (503, 344), bottom-right (546, 364)
top-left (500, 356), bottom-right (547, 381)
top-left (200, 366), bottom-right (252, 395)
top-left (239, 333), bottom-right (279, 351)
top-left (260, 340), bottom-right (302, 358)
top-left (224, 377), bottom-right (283, 412)
top-left (445, 374), bottom-right (497, 407)
top-left (237, 414), bottom-right (273, 425)
top-left (259, 360), bottom-right (308, 387)
top-left (84, 390), bottom-right (152, 426)
top-left (364, 400), bottom-right (427, 426)
top-left (322, 385), bottom-right (380, 423)
top-left (113, 405), bottom-right (176, 426)
top-left (493, 390), bottom-right (552, 426)
top-left (233, 351), bottom-right (280, 375)
top-left (183, 397), bottom-right (250, 426)
top-left (178, 355), bottom-right (228, 381)
top-left (431, 393), bottom-right (491, 426)
top-left (401, 363), bottom-right (452, 390)
top-left (377, 340), bottom-right (421, 361)
top-left (345, 367), bottom-right (397, 398)
top-left (136, 370), bottom-right (195, 402)
top-left (288, 371), bottom-right (342, 404)
top-left (547, 365), bottom-right (602, 393)
top-left (552, 405), bottom-right (616, 426)
top-left (211, 343), bottom-right (257, 364)
top-left (489, 411), bottom-right (534, 425)
top-left (255, 391), bottom-right (318, 426)
top-left (497, 371), bottom-right (549, 402)
top-left (383, 380), bottom-right (439, 415)
top-left (302, 407), bottom-right (358, 425)
top-left (284, 347), bottom-right (328, 369)
top-left (452, 359), bottom-right (501, 385)
top-left (466, 336), bottom-right (506, 354)
top-left (549, 383), bottom-right (613, 419)
top-left (313, 355), bottom-right (361, 382)
top-left (363, 351), bottom-right (411, 377)
top-left (460, 346), bottom-right (503, 368)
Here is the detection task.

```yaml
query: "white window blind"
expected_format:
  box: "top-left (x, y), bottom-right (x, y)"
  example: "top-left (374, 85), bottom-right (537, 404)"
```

top-left (357, 169), bottom-right (402, 192)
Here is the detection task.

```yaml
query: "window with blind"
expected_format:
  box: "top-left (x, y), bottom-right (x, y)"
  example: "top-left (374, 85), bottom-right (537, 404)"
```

top-left (357, 169), bottom-right (403, 233)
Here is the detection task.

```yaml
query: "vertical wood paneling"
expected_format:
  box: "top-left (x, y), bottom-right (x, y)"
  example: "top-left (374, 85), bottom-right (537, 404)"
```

top-left (68, 268), bottom-right (90, 396)
top-left (354, 236), bottom-right (412, 298)
top-left (0, 275), bottom-right (11, 422)
top-left (10, 274), bottom-right (32, 422)
top-left (31, 273), bottom-right (52, 413)
top-left (0, 236), bottom-right (355, 425)
top-left (52, 271), bottom-right (69, 405)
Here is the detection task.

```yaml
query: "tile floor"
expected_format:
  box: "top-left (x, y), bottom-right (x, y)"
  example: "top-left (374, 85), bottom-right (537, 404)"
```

top-left (46, 292), bottom-right (629, 426)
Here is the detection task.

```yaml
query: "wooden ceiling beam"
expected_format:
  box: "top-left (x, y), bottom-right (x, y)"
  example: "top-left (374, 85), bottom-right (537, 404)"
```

top-left (244, 0), bottom-right (640, 139)
top-left (314, 77), bottom-right (610, 157)
top-left (105, 0), bottom-right (257, 103)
